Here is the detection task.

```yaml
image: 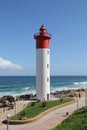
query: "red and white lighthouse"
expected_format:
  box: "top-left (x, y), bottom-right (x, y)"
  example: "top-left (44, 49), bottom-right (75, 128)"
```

top-left (34, 25), bottom-right (52, 101)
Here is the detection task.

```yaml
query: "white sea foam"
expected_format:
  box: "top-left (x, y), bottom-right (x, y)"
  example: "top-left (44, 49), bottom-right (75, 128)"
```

top-left (22, 87), bottom-right (30, 91)
top-left (25, 87), bottom-right (30, 90)
top-left (73, 82), bottom-right (87, 85)
top-left (51, 86), bottom-right (70, 92)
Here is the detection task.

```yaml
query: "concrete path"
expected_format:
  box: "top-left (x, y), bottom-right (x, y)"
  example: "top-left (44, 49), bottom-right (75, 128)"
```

top-left (0, 97), bottom-right (85, 130)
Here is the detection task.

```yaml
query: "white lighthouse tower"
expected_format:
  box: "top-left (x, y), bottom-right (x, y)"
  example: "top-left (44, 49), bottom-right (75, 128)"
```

top-left (34, 25), bottom-right (52, 101)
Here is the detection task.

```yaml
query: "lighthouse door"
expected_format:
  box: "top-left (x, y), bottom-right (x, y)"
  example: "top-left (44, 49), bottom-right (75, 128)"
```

top-left (47, 94), bottom-right (49, 100)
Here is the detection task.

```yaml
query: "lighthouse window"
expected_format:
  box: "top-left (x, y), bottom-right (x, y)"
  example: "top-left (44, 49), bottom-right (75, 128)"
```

top-left (47, 64), bottom-right (49, 68)
top-left (47, 50), bottom-right (49, 55)
top-left (47, 78), bottom-right (49, 82)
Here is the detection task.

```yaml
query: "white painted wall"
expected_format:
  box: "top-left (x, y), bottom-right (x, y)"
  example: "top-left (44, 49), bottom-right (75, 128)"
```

top-left (36, 48), bottom-right (50, 101)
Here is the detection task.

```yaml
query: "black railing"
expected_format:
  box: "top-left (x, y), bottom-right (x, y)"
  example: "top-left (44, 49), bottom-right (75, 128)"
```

top-left (34, 32), bottom-right (52, 37)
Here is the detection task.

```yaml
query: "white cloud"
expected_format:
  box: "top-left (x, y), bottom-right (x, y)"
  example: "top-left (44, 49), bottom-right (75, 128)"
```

top-left (0, 57), bottom-right (22, 70)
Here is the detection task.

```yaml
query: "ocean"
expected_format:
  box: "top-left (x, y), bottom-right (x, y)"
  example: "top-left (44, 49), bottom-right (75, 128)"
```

top-left (0, 76), bottom-right (87, 97)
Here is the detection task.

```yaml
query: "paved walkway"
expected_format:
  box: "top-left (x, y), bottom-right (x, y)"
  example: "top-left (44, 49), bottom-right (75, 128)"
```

top-left (0, 97), bottom-right (85, 130)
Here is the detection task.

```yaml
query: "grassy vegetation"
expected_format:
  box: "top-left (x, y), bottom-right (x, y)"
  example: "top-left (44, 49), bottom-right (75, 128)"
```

top-left (10, 98), bottom-right (73, 120)
top-left (52, 107), bottom-right (87, 130)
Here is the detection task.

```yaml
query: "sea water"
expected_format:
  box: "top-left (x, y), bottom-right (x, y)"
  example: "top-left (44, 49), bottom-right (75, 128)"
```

top-left (0, 76), bottom-right (87, 97)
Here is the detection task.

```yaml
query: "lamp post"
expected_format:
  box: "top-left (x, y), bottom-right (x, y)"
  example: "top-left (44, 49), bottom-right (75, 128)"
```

top-left (85, 89), bottom-right (87, 108)
top-left (7, 114), bottom-right (10, 130)
top-left (30, 87), bottom-right (32, 102)
top-left (31, 87), bottom-right (32, 102)
top-left (77, 94), bottom-right (79, 109)
top-left (14, 97), bottom-right (16, 120)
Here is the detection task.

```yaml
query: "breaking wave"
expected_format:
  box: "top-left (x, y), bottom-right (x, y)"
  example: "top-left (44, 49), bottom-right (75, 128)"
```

top-left (73, 82), bottom-right (87, 85)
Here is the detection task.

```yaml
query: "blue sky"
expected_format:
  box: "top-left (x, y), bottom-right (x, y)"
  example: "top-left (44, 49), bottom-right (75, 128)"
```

top-left (0, 0), bottom-right (87, 76)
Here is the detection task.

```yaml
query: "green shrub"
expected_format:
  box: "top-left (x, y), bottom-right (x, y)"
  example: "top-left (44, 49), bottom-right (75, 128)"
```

top-left (31, 102), bottom-right (36, 106)
top-left (42, 101), bottom-right (46, 107)
top-left (60, 98), bottom-right (63, 102)
top-left (20, 111), bottom-right (26, 116)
